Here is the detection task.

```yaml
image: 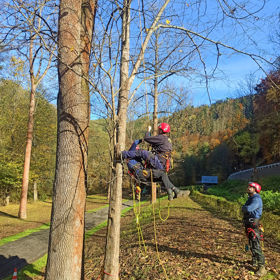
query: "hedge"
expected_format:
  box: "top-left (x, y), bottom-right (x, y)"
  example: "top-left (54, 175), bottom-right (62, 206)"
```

top-left (191, 190), bottom-right (280, 241)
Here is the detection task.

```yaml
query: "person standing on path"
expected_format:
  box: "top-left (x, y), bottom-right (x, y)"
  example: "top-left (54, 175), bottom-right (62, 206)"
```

top-left (242, 182), bottom-right (266, 277)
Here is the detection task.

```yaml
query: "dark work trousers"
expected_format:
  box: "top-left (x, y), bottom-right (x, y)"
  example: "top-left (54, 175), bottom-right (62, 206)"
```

top-left (152, 169), bottom-right (175, 191)
top-left (131, 167), bottom-right (174, 192)
top-left (122, 149), bottom-right (164, 170)
top-left (244, 218), bottom-right (265, 266)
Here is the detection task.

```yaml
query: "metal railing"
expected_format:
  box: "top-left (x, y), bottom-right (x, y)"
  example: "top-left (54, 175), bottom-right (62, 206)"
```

top-left (227, 162), bottom-right (280, 180)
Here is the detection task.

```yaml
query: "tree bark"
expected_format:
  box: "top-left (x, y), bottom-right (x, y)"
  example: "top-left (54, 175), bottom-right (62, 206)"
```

top-left (5, 195), bottom-right (10, 206)
top-left (45, 0), bottom-right (96, 279)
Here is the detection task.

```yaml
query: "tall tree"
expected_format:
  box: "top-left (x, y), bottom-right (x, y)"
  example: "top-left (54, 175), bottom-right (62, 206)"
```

top-left (45, 0), bottom-right (96, 279)
top-left (102, 1), bottom-right (171, 278)
top-left (0, 0), bottom-right (56, 218)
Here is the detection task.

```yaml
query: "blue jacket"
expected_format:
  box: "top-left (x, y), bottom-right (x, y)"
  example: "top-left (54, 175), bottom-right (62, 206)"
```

top-left (242, 193), bottom-right (263, 219)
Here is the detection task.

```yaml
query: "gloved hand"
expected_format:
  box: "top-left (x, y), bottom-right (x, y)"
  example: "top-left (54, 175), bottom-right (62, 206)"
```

top-left (134, 139), bottom-right (142, 145)
top-left (148, 125), bottom-right (152, 132)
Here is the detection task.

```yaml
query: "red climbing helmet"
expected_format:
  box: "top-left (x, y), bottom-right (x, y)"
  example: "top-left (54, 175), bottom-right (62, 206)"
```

top-left (158, 122), bottom-right (170, 133)
top-left (248, 182), bottom-right (262, 193)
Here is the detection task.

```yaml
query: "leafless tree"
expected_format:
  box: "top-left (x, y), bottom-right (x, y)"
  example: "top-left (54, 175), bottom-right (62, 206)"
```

top-left (0, 0), bottom-right (57, 219)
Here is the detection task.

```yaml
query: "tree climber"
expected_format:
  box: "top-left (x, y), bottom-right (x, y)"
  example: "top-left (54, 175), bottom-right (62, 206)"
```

top-left (242, 182), bottom-right (266, 277)
top-left (126, 146), bottom-right (182, 201)
top-left (121, 123), bottom-right (182, 200)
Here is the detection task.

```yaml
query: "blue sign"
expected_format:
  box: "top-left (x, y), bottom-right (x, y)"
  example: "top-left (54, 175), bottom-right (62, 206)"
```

top-left (201, 176), bottom-right (218, 184)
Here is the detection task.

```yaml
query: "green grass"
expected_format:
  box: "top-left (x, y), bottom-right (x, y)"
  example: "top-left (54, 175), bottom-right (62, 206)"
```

top-left (86, 203), bottom-right (109, 213)
top-left (0, 195), bottom-right (109, 247)
top-left (0, 224), bottom-right (50, 247)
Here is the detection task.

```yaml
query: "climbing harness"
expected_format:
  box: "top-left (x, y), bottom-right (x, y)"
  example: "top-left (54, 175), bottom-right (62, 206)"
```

top-left (244, 219), bottom-right (265, 252)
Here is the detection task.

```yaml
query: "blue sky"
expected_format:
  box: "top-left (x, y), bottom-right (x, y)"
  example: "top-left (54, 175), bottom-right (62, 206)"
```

top-left (185, 0), bottom-right (280, 107)
top-left (190, 56), bottom-right (262, 106)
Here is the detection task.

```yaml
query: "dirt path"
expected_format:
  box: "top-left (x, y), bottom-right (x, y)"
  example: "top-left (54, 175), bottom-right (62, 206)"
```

top-left (84, 196), bottom-right (280, 280)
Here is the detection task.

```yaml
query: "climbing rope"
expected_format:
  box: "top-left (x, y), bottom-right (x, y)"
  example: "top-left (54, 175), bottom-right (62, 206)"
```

top-left (150, 169), bottom-right (169, 279)
top-left (152, 201), bottom-right (169, 280)
top-left (132, 181), bottom-right (147, 255)
top-left (158, 197), bottom-right (170, 222)
top-left (150, 169), bottom-right (170, 222)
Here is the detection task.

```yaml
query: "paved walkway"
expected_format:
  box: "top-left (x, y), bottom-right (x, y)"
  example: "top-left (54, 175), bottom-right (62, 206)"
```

top-left (0, 201), bottom-right (134, 279)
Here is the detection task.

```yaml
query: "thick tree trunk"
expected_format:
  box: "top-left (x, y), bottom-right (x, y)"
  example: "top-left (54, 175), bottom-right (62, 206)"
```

top-left (45, 0), bottom-right (96, 278)
top-left (18, 83), bottom-right (36, 219)
top-left (103, 1), bottom-right (130, 279)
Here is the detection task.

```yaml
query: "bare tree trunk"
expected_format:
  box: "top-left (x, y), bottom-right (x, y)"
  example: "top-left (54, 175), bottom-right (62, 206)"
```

top-left (18, 81), bottom-right (36, 219)
top-left (80, 0), bottom-right (97, 277)
top-left (103, 1), bottom-right (130, 279)
top-left (33, 181), bottom-right (38, 202)
top-left (17, 4), bottom-right (54, 219)
top-left (5, 195), bottom-right (10, 206)
top-left (102, 2), bottom-right (170, 278)
top-left (45, 0), bottom-right (96, 278)
top-left (152, 32), bottom-right (159, 135)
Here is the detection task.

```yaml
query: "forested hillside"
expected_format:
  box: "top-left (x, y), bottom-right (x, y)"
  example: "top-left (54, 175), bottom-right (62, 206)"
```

top-left (1, 68), bottom-right (279, 203)
top-left (0, 79), bottom-right (57, 204)
top-left (89, 68), bottom-right (280, 189)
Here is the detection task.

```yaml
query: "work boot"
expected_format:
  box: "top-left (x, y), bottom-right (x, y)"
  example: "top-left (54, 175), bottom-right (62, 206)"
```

top-left (256, 265), bottom-right (266, 277)
top-left (172, 187), bottom-right (182, 199)
top-left (166, 188), bottom-right (174, 201)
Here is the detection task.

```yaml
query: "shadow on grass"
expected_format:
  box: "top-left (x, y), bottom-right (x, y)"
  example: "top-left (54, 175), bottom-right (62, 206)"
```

top-left (0, 211), bottom-right (18, 219)
top-left (0, 255), bottom-right (44, 280)
top-left (128, 242), bottom-right (253, 271)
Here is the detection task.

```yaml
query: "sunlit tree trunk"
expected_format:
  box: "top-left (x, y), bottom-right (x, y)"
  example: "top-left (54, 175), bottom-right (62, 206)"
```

top-left (17, 3), bottom-right (54, 219)
top-left (45, 0), bottom-right (96, 279)
top-left (18, 73), bottom-right (36, 219)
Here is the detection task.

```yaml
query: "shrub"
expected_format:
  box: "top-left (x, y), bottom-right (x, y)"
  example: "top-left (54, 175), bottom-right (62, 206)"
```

top-left (0, 160), bottom-right (22, 205)
top-left (261, 191), bottom-right (280, 213)
top-left (258, 176), bottom-right (280, 192)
